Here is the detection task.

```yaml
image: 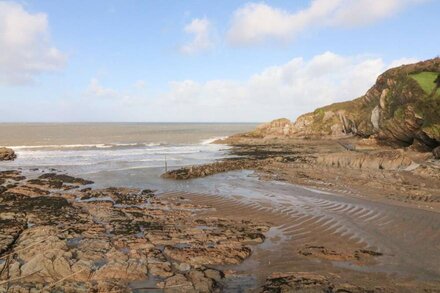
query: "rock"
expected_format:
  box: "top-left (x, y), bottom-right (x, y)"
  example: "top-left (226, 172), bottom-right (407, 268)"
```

top-left (174, 262), bottom-right (191, 272)
top-left (38, 173), bottom-right (94, 185)
top-left (188, 269), bottom-right (214, 292)
top-left (92, 260), bottom-right (148, 281)
top-left (262, 272), bottom-right (332, 292)
top-left (163, 274), bottom-right (194, 292)
top-left (322, 111), bottom-right (335, 122)
top-left (0, 169), bottom-right (269, 292)
top-left (20, 254), bottom-right (72, 283)
top-left (380, 89), bottom-right (388, 108)
top-left (371, 105), bottom-right (381, 130)
top-left (162, 159), bottom-right (263, 180)
top-left (163, 245), bottom-right (252, 266)
top-left (434, 146), bottom-right (440, 159)
top-left (317, 150), bottom-right (414, 170)
top-left (0, 147), bottom-right (16, 161)
top-left (251, 118), bottom-right (295, 137)
top-left (204, 268), bottom-right (223, 282)
top-left (148, 262), bottom-right (173, 278)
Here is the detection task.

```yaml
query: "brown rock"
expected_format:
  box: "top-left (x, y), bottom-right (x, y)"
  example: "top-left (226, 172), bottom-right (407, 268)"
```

top-left (0, 147), bottom-right (16, 161)
top-left (262, 272), bottom-right (332, 292)
top-left (204, 268), bottom-right (223, 282)
top-left (188, 269), bottom-right (214, 292)
top-left (163, 274), bottom-right (194, 292)
top-left (433, 146), bottom-right (440, 159)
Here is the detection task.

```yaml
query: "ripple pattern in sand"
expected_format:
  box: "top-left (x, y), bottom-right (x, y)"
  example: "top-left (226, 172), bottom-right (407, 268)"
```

top-left (159, 171), bottom-right (440, 280)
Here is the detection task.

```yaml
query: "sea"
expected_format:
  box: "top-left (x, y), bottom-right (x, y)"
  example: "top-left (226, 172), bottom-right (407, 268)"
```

top-left (0, 123), bottom-right (257, 191)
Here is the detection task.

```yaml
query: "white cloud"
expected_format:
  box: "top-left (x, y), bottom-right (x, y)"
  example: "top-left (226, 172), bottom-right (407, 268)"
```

top-left (2, 53), bottom-right (418, 122)
top-left (227, 0), bottom-right (426, 46)
top-left (86, 79), bottom-right (119, 98)
top-left (180, 18), bottom-right (213, 54)
top-left (388, 57), bottom-right (420, 68)
top-left (0, 2), bottom-right (66, 85)
top-left (134, 80), bottom-right (146, 89)
top-left (152, 52), bottom-right (417, 121)
top-left (64, 53), bottom-right (419, 122)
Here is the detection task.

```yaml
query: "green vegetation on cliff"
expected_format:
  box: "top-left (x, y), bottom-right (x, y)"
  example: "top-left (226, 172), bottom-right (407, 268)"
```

top-left (410, 71), bottom-right (439, 94)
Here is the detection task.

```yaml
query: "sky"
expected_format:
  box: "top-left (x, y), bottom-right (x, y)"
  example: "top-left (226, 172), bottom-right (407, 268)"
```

top-left (0, 0), bottom-right (439, 122)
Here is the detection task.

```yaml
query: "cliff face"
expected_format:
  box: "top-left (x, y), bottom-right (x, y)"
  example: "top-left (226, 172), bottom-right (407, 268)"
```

top-left (249, 58), bottom-right (440, 150)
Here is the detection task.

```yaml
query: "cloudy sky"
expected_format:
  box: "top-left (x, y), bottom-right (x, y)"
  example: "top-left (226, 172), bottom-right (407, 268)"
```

top-left (0, 0), bottom-right (438, 122)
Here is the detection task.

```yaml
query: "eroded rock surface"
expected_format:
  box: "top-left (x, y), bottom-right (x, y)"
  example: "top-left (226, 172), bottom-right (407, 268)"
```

top-left (262, 272), bottom-right (386, 293)
top-left (162, 159), bottom-right (266, 180)
top-left (0, 170), bottom-right (269, 292)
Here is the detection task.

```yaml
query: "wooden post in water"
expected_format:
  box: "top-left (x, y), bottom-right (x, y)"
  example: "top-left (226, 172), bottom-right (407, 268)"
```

top-left (164, 154), bottom-right (168, 172)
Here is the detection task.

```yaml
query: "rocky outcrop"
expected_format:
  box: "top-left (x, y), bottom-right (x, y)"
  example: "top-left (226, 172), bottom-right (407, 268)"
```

top-left (162, 159), bottom-right (266, 180)
top-left (0, 147), bottom-right (16, 161)
top-left (0, 169), bottom-right (270, 291)
top-left (316, 150), bottom-right (420, 171)
top-left (236, 58), bottom-right (440, 150)
top-left (262, 272), bottom-right (381, 293)
top-left (247, 118), bottom-right (295, 138)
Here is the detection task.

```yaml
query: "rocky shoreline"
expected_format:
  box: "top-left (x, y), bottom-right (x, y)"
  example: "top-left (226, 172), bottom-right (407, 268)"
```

top-left (0, 169), bottom-right (270, 292)
top-left (164, 135), bottom-right (440, 209)
top-left (2, 140), bottom-right (440, 292)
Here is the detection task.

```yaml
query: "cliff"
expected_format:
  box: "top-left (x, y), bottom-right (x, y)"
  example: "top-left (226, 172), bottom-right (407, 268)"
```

top-left (245, 58), bottom-right (440, 150)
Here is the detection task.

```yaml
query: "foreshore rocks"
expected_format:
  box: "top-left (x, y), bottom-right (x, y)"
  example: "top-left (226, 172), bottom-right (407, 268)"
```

top-left (261, 272), bottom-right (383, 293)
top-left (0, 169), bottom-right (269, 292)
top-left (0, 148), bottom-right (16, 161)
top-left (316, 150), bottom-right (421, 171)
top-left (162, 159), bottom-right (266, 180)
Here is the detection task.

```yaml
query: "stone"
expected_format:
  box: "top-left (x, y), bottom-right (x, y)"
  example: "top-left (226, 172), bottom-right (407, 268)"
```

top-left (371, 105), bottom-right (381, 130)
top-left (174, 262), bottom-right (191, 272)
top-left (163, 274), bottom-right (194, 292)
top-left (162, 159), bottom-right (263, 180)
top-left (380, 88), bottom-right (389, 109)
top-left (148, 262), bottom-right (173, 278)
top-left (0, 147), bottom-right (16, 161)
top-left (262, 272), bottom-right (332, 292)
top-left (188, 269), bottom-right (213, 292)
top-left (92, 260), bottom-right (148, 281)
top-left (204, 268), bottom-right (223, 282)
top-left (433, 146), bottom-right (440, 159)
top-left (0, 169), bottom-right (268, 292)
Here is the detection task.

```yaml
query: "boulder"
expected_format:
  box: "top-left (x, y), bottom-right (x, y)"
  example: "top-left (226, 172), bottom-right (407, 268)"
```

top-left (188, 269), bottom-right (214, 292)
top-left (162, 274), bottom-right (194, 292)
top-left (0, 147), bottom-right (16, 161)
top-left (433, 146), bottom-right (440, 159)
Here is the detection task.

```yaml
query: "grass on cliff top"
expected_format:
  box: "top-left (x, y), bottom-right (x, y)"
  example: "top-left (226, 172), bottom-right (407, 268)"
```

top-left (409, 71), bottom-right (439, 94)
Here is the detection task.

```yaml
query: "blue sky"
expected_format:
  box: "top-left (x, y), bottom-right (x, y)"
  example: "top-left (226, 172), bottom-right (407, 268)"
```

top-left (0, 0), bottom-right (439, 122)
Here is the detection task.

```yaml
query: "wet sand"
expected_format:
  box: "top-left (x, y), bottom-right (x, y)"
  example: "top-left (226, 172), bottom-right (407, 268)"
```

top-left (167, 173), bottom-right (440, 291)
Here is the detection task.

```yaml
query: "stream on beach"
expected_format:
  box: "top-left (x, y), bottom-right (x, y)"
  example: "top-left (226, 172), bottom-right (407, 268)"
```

top-left (1, 123), bottom-right (440, 290)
